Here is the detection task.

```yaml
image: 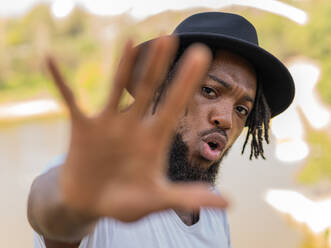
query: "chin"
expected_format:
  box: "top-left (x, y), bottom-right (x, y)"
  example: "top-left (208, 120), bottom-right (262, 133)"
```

top-left (168, 134), bottom-right (222, 184)
top-left (194, 155), bottom-right (218, 169)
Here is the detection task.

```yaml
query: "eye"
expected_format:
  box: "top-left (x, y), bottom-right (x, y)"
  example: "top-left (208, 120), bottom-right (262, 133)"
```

top-left (201, 86), bottom-right (217, 98)
top-left (236, 106), bottom-right (249, 116)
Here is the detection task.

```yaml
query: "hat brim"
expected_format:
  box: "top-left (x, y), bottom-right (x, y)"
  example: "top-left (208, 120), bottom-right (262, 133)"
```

top-left (133, 33), bottom-right (295, 118)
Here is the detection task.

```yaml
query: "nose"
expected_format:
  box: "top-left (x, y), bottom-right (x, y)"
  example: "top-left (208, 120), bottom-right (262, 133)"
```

top-left (209, 104), bottom-right (233, 130)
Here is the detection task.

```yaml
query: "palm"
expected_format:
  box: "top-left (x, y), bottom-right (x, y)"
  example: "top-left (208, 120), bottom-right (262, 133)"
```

top-left (47, 37), bottom-right (227, 222)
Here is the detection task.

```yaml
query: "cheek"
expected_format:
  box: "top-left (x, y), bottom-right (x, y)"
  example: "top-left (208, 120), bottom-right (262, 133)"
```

top-left (177, 98), bottom-right (203, 130)
top-left (176, 122), bottom-right (187, 136)
top-left (175, 112), bottom-right (201, 144)
top-left (175, 116), bottom-right (190, 138)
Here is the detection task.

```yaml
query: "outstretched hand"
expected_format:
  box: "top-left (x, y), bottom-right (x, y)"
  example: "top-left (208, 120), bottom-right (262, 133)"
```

top-left (46, 36), bottom-right (228, 222)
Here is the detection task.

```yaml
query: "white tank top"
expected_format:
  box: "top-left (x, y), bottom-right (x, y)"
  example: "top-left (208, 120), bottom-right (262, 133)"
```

top-left (34, 156), bottom-right (232, 248)
top-left (34, 207), bottom-right (231, 248)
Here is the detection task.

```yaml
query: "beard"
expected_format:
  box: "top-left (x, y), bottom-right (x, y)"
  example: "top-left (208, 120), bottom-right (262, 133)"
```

top-left (167, 133), bottom-right (230, 186)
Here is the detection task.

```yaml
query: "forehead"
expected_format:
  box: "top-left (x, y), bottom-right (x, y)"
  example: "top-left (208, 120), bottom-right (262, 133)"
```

top-left (208, 50), bottom-right (257, 95)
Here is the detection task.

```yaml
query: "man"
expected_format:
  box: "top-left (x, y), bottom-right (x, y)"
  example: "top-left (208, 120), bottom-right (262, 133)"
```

top-left (27, 12), bottom-right (294, 248)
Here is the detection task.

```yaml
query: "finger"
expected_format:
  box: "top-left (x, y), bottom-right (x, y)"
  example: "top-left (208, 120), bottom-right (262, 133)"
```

top-left (130, 36), bottom-right (178, 119)
top-left (165, 183), bottom-right (229, 211)
top-left (104, 39), bottom-right (139, 114)
top-left (46, 56), bottom-right (82, 118)
top-left (154, 44), bottom-right (212, 139)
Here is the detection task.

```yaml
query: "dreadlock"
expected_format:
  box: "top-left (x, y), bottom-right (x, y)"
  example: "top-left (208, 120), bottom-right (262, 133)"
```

top-left (151, 52), bottom-right (272, 160)
top-left (241, 78), bottom-right (271, 160)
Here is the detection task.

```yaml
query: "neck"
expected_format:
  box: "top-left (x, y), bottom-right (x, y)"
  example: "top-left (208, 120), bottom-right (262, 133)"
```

top-left (174, 209), bottom-right (200, 226)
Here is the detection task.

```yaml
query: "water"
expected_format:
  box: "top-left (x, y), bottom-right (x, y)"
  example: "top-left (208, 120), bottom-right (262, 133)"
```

top-left (0, 118), bottom-right (303, 248)
top-left (0, 118), bottom-right (69, 248)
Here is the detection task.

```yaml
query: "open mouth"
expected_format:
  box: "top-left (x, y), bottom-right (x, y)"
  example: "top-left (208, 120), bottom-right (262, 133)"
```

top-left (199, 132), bottom-right (227, 161)
top-left (208, 141), bottom-right (219, 151)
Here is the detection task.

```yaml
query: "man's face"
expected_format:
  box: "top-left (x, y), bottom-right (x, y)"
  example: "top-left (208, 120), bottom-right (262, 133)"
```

top-left (169, 50), bottom-right (257, 179)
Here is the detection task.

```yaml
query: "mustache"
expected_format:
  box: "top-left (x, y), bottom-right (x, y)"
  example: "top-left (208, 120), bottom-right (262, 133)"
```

top-left (198, 128), bottom-right (228, 142)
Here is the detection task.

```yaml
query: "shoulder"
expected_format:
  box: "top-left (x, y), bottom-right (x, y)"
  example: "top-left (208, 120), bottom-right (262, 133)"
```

top-left (33, 218), bottom-right (116, 248)
top-left (42, 154), bottom-right (67, 173)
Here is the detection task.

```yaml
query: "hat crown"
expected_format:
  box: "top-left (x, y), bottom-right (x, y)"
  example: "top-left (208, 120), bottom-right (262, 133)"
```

top-left (173, 12), bottom-right (259, 45)
top-left (133, 12), bottom-right (295, 118)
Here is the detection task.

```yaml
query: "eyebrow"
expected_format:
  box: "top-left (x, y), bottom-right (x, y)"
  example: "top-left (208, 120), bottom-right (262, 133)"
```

top-left (207, 74), bottom-right (255, 104)
top-left (208, 74), bottom-right (231, 89)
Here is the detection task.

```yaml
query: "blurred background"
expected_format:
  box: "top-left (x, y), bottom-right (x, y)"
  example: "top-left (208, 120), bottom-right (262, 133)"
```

top-left (1, 0), bottom-right (331, 247)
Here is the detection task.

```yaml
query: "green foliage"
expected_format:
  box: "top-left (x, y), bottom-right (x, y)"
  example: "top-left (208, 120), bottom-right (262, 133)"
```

top-left (2, 1), bottom-right (331, 107)
top-left (298, 129), bottom-right (331, 184)
top-left (298, 228), bottom-right (331, 248)
top-left (73, 59), bottom-right (106, 111)
top-left (246, 1), bottom-right (331, 106)
top-left (234, 1), bottom-right (331, 187)
top-left (1, 1), bottom-right (331, 187)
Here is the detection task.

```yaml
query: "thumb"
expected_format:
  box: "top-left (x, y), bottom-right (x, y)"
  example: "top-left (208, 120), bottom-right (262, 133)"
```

top-left (165, 183), bottom-right (229, 211)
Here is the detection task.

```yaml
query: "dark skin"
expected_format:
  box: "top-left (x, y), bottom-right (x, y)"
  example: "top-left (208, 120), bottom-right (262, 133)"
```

top-left (176, 50), bottom-right (257, 170)
top-left (172, 50), bottom-right (257, 225)
top-left (27, 37), bottom-right (257, 247)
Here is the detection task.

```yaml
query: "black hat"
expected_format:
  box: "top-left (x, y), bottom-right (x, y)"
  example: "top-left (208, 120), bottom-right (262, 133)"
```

top-left (134, 12), bottom-right (295, 118)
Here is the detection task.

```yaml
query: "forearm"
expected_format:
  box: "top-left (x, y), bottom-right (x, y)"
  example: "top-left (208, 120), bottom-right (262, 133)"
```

top-left (27, 167), bottom-right (98, 243)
